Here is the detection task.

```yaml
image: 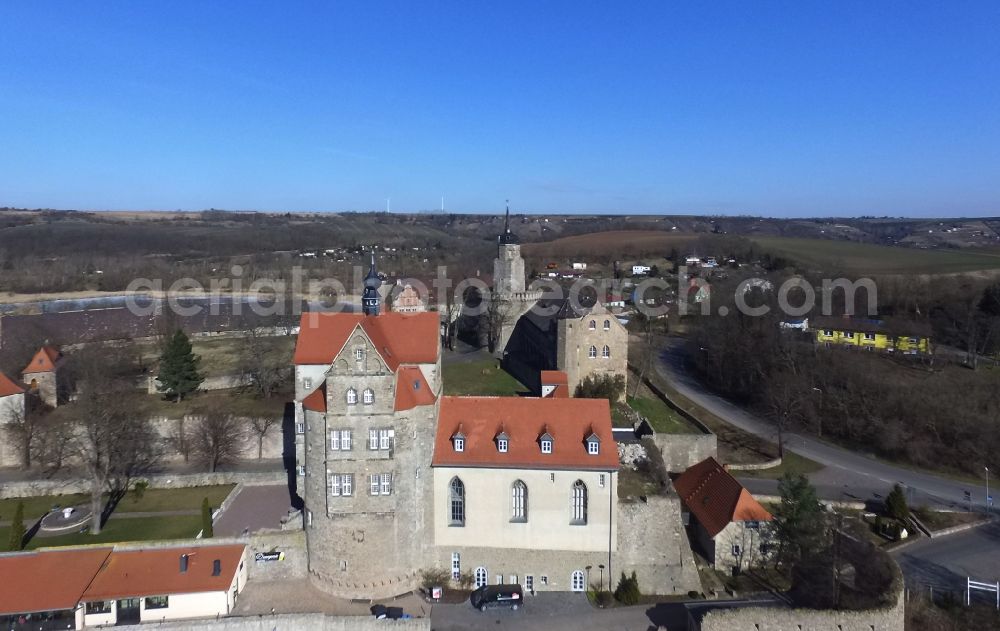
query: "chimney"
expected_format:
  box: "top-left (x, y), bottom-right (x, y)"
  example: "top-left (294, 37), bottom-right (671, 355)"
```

top-left (212, 559), bottom-right (221, 576)
top-left (180, 554), bottom-right (189, 573)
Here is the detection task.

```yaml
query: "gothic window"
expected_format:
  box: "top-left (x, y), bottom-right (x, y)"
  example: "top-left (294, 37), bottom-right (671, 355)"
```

top-left (474, 567), bottom-right (488, 588)
top-left (450, 477), bottom-right (465, 526)
top-left (588, 320), bottom-right (596, 330)
top-left (604, 319), bottom-right (611, 331)
top-left (602, 345), bottom-right (610, 359)
top-left (346, 388), bottom-right (358, 405)
top-left (588, 345), bottom-right (597, 359)
top-left (571, 480), bottom-right (588, 524)
top-left (511, 480), bottom-right (527, 522)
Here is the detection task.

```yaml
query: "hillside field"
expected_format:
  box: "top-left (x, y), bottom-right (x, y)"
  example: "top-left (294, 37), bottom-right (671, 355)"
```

top-left (752, 237), bottom-right (1000, 275)
top-left (521, 230), bottom-right (696, 260)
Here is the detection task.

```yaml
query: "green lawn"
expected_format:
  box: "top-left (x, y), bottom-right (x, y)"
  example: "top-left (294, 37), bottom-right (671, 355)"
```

top-left (0, 485), bottom-right (235, 524)
top-left (736, 450), bottom-right (825, 479)
top-left (618, 468), bottom-right (660, 500)
top-left (442, 359), bottom-right (528, 396)
top-left (752, 237), bottom-right (1000, 274)
top-left (626, 396), bottom-right (698, 434)
top-left (26, 515), bottom-right (203, 549)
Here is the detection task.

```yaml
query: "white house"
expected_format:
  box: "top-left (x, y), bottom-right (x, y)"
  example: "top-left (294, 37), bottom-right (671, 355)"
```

top-left (572, 262), bottom-right (587, 270)
top-left (0, 544), bottom-right (248, 630)
top-left (632, 265), bottom-right (651, 276)
top-left (431, 396), bottom-right (619, 593)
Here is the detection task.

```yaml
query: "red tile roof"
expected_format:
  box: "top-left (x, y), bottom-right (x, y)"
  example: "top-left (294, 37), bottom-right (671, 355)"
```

top-left (294, 312), bottom-right (439, 370)
top-left (673, 457), bottom-right (772, 538)
top-left (0, 370), bottom-right (26, 397)
top-left (0, 548), bottom-right (112, 615)
top-left (541, 370), bottom-right (570, 398)
top-left (433, 396), bottom-right (618, 470)
top-left (302, 384), bottom-right (327, 413)
top-left (394, 366), bottom-right (437, 412)
top-left (22, 345), bottom-right (62, 374)
top-left (82, 545), bottom-right (246, 601)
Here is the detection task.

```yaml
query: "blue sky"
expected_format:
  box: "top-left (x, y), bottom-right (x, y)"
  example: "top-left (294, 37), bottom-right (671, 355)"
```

top-left (1, 2), bottom-right (998, 216)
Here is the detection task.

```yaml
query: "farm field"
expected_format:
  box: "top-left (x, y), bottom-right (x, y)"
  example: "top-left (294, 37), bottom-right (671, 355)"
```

top-left (522, 230), bottom-right (696, 260)
top-left (752, 237), bottom-right (1000, 275)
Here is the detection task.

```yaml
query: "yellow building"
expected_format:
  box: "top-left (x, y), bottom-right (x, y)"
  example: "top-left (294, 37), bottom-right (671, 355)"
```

top-left (812, 317), bottom-right (932, 355)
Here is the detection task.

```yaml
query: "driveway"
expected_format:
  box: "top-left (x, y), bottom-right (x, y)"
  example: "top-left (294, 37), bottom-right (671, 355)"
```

top-left (431, 592), bottom-right (690, 631)
top-left (213, 484), bottom-right (293, 536)
top-left (656, 339), bottom-right (987, 511)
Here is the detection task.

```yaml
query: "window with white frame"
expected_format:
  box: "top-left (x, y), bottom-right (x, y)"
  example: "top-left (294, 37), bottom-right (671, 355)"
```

top-left (379, 428), bottom-right (392, 450)
top-left (571, 480), bottom-right (587, 524)
top-left (511, 480), bottom-right (527, 522)
top-left (295, 422), bottom-right (305, 434)
top-left (450, 477), bottom-right (465, 526)
top-left (588, 345), bottom-right (597, 359)
top-left (369, 474), bottom-right (379, 495)
top-left (303, 377), bottom-right (312, 390)
top-left (296, 465), bottom-right (305, 476)
top-left (380, 472), bottom-right (392, 495)
top-left (599, 473), bottom-right (606, 487)
top-left (369, 428), bottom-right (378, 450)
top-left (454, 437), bottom-right (465, 452)
top-left (541, 439), bottom-right (552, 454)
top-left (369, 473), bottom-right (392, 495)
top-left (602, 345), bottom-right (610, 359)
top-left (330, 429), bottom-right (352, 451)
top-left (474, 567), bottom-right (487, 588)
top-left (363, 388), bottom-right (375, 405)
top-left (588, 440), bottom-right (599, 455)
top-left (346, 388), bottom-right (358, 405)
top-left (571, 570), bottom-right (585, 592)
top-left (451, 553), bottom-right (461, 580)
top-left (355, 348), bottom-right (365, 361)
top-left (330, 473), bottom-right (353, 497)
top-left (497, 438), bottom-right (508, 453)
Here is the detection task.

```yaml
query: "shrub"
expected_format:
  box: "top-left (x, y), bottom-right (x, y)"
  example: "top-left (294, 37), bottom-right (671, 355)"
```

top-left (886, 484), bottom-right (910, 522)
top-left (201, 497), bottom-right (214, 538)
top-left (596, 590), bottom-right (614, 608)
top-left (132, 480), bottom-right (149, 503)
top-left (420, 567), bottom-right (451, 592)
top-left (575, 374), bottom-right (626, 402)
top-left (614, 571), bottom-right (641, 605)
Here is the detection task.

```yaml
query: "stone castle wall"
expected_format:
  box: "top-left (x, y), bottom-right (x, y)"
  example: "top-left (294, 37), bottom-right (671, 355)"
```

top-left (697, 589), bottom-right (904, 631)
top-left (615, 494), bottom-right (702, 595)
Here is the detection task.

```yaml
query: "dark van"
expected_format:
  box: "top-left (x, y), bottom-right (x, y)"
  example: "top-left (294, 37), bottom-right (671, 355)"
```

top-left (470, 584), bottom-right (524, 612)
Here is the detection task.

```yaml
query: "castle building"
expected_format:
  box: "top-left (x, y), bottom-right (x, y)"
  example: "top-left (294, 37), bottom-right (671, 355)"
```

top-left (22, 345), bottom-right (65, 408)
top-left (489, 207), bottom-right (629, 399)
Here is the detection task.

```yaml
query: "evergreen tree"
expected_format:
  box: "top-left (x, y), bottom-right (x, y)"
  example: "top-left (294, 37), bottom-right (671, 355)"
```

top-left (7, 501), bottom-right (26, 551)
top-left (201, 497), bottom-right (214, 538)
top-left (773, 472), bottom-right (826, 567)
top-left (614, 571), bottom-right (641, 605)
top-left (157, 330), bottom-right (203, 401)
top-left (885, 484), bottom-right (910, 522)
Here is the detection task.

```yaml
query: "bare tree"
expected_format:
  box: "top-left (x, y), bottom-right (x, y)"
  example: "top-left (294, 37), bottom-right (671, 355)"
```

top-left (65, 354), bottom-right (161, 534)
top-left (482, 293), bottom-right (515, 354)
top-left (442, 290), bottom-right (464, 351)
top-left (191, 409), bottom-right (246, 472)
top-left (247, 415), bottom-right (279, 459)
top-left (3, 398), bottom-right (40, 469)
top-left (236, 328), bottom-right (289, 399)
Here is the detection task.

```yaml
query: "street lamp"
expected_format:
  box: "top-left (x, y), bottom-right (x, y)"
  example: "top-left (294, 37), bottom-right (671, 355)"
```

top-left (598, 564), bottom-right (605, 592)
top-left (585, 565), bottom-right (592, 591)
top-left (987, 467), bottom-right (991, 515)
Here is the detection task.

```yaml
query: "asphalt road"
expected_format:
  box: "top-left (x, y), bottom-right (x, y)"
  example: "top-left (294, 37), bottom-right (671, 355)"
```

top-left (892, 520), bottom-right (1000, 597)
top-left (656, 339), bottom-right (989, 511)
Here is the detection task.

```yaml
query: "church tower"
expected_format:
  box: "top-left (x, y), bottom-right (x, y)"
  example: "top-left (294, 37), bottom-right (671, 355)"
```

top-left (362, 250), bottom-right (382, 316)
top-left (493, 202), bottom-right (526, 297)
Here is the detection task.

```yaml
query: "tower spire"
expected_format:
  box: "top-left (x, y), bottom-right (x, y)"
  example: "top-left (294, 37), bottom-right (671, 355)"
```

top-left (498, 200), bottom-right (519, 245)
top-left (362, 246), bottom-right (382, 316)
top-left (504, 199), bottom-right (510, 234)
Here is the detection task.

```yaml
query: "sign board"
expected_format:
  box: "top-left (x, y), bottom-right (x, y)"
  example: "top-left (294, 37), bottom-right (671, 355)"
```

top-left (255, 551), bottom-right (285, 563)
top-left (431, 587), bottom-right (442, 600)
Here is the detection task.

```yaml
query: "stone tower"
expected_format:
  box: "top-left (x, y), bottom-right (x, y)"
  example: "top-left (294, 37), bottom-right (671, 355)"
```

top-left (493, 202), bottom-right (526, 297)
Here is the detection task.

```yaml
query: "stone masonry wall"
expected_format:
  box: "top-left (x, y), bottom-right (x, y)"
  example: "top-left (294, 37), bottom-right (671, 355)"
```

top-left (558, 304), bottom-right (628, 400)
top-left (698, 589), bottom-right (904, 631)
top-left (0, 469), bottom-right (286, 499)
top-left (112, 613), bottom-right (428, 631)
top-left (615, 495), bottom-right (702, 595)
top-left (653, 433), bottom-right (718, 473)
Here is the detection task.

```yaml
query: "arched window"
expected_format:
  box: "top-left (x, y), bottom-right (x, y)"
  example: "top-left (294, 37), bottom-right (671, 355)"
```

top-left (363, 388), bottom-right (374, 405)
top-left (603, 319), bottom-right (611, 331)
top-left (346, 388), bottom-right (357, 405)
top-left (588, 320), bottom-right (596, 330)
top-left (511, 480), bottom-right (527, 522)
top-left (602, 345), bottom-right (611, 359)
top-left (450, 477), bottom-right (465, 526)
top-left (571, 570), bottom-right (585, 592)
top-left (571, 480), bottom-right (588, 524)
top-left (474, 567), bottom-right (488, 588)
top-left (588, 345), bottom-right (597, 359)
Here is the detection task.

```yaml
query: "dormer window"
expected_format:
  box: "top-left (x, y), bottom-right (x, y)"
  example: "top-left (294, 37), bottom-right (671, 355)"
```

top-left (452, 431), bottom-right (465, 452)
top-left (586, 431), bottom-right (600, 455)
top-left (539, 431), bottom-right (554, 454)
top-left (498, 439), bottom-right (508, 453)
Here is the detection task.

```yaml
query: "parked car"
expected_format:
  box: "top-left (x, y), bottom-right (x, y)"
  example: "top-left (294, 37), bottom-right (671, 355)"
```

top-left (470, 584), bottom-right (524, 612)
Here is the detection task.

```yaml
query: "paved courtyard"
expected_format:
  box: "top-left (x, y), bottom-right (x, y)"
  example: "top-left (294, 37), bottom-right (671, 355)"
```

top-left (233, 579), bottom-right (428, 618)
top-left (214, 484), bottom-right (294, 536)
